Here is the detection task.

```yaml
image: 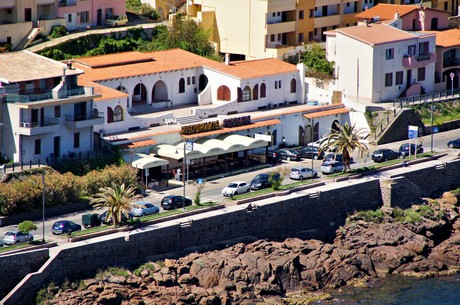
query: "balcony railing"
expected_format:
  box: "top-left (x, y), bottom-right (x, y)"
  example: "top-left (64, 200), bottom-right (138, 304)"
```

top-left (443, 57), bottom-right (460, 68)
top-left (58, 0), bottom-right (77, 7)
top-left (6, 87), bottom-right (87, 103)
top-left (402, 53), bottom-right (436, 68)
top-left (65, 112), bottom-right (104, 122)
top-left (19, 118), bottom-right (59, 128)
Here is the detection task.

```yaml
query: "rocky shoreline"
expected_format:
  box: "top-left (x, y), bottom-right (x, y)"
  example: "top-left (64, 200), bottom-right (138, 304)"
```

top-left (43, 192), bottom-right (460, 305)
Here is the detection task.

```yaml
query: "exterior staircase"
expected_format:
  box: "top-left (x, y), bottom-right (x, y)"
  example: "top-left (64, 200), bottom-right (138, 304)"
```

top-left (129, 104), bottom-right (157, 116)
top-left (15, 27), bottom-right (42, 51)
top-left (176, 115), bottom-right (202, 125)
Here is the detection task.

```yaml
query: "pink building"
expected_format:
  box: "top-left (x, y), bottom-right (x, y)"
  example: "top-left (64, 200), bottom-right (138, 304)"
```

top-left (57, 0), bottom-right (126, 30)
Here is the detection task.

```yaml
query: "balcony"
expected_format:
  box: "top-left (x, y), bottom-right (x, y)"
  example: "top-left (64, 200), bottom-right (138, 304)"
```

top-left (268, 0), bottom-right (296, 11)
top-left (443, 57), bottom-right (460, 68)
top-left (58, 0), bottom-right (77, 7)
top-left (18, 118), bottom-right (60, 136)
top-left (402, 53), bottom-right (436, 68)
top-left (314, 14), bottom-right (341, 28)
top-left (266, 20), bottom-right (296, 35)
top-left (37, 0), bottom-right (55, 4)
top-left (65, 113), bottom-right (104, 129)
top-left (5, 87), bottom-right (91, 104)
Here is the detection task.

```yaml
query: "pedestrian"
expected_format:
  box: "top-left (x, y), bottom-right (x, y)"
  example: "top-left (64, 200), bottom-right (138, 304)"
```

top-left (176, 168), bottom-right (181, 181)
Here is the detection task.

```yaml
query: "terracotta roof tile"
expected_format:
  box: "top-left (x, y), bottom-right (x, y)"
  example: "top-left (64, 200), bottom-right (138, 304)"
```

top-left (303, 107), bottom-right (349, 119)
top-left (74, 48), bottom-right (297, 82)
top-left (126, 139), bottom-right (158, 149)
top-left (78, 78), bottom-right (127, 101)
top-left (355, 4), bottom-right (418, 20)
top-left (435, 29), bottom-right (460, 47)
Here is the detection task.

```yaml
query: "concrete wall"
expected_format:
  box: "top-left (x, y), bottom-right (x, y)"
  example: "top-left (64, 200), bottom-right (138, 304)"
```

top-left (3, 158), bottom-right (460, 305)
top-left (376, 108), bottom-right (425, 145)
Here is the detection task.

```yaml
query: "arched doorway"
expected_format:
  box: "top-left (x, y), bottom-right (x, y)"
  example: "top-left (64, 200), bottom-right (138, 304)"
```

top-left (152, 80), bottom-right (168, 105)
top-left (299, 126), bottom-right (307, 146)
top-left (305, 124), bottom-right (312, 144)
top-left (217, 85), bottom-right (231, 101)
top-left (198, 74), bottom-right (208, 91)
top-left (313, 122), bottom-right (319, 141)
top-left (331, 120), bottom-right (340, 132)
top-left (132, 83), bottom-right (147, 105)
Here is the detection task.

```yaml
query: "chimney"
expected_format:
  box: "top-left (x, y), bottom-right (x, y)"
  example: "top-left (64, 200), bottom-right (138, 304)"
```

top-left (394, 11), bottom-right (400, 20)
top-left (225, 53), bottom-right (230, 65)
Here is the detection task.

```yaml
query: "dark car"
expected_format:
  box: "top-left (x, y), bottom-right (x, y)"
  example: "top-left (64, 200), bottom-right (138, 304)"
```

top-left (161, 195), bottom-right (192, 210)
top-left (99, 211), bottom-right (133, 224)
top-left (372, 149), bottom-right (401, 162)
top-left (276, 149), bottom-right (302, 161)
top-left (267, 150), bottom-right (283, 164)
top-left (399, 143), bottom-right (424, 156)
top-left (51, 220), bottom-right (82, 235)
top-left (447, 138), bottom-right (460, 149)
top-left (299, 146), bottom-right (324, 160)
top-left (250, 172), bottom-right (281, 190)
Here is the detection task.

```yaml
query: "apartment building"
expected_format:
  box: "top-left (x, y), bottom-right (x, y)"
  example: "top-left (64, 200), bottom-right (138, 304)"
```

top-left (327, 22), bottom-right (437, 103)
top-left (434, 29), bottom-right (460, 91)
top-left (0, 51), bottom-right (102, 163)
top-left (186, 0), bottom-right (375, 59)
top-left (0, 0), bottom-right (126, 50)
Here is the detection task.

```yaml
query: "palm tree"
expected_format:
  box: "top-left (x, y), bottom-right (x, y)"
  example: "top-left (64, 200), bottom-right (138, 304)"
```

top-left (90, 183), bottom-right (142, 227)
top-left (319, 122), bottom-right (368, 171)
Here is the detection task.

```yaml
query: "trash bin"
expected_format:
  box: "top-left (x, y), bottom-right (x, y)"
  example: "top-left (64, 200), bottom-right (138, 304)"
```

top-left (82, 213), bottom-right (101, 228)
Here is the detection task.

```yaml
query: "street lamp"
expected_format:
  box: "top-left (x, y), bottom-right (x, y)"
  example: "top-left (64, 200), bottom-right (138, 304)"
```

top-left (311, 119), bottom-right (314, 179)
top-left (41, 170), bottom-right (46, 242)
top-left (182, 141), bottom-right (186, 210)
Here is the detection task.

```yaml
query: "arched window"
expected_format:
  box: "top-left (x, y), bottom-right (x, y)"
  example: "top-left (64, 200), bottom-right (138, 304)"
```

top-left (107, 107), bottom-right (114, 123)
top-left (92, 108), bottom-right (99, 119)
top-left (253, 84), bottom-right (259, 100)
top-left (290, 78), bottom-right (297, 93)
top-left (242, 86), bottom-right (251, 102)
top-left (113, 105), bottom-right (123, 122)
top-left (217, 85), bottom-right (231, 101)
top-left (179, 78), bottom-right (185, 93)
top-left (199, 74), bottom-right (208, 90)
top-left (237, 88), bottom-right (242, 102)
top-left (260, 83), bottom-right (266, 98)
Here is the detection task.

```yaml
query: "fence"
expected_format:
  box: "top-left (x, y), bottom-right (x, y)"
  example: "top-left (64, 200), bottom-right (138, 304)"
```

top-left (393, 89), bottom-right (460, 108)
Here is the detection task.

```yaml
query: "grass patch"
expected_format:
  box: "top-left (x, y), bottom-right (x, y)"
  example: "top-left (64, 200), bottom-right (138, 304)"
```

top-left (0, 242), bottom-right (31, 253)
top-left (71, 225), bottom-right (113, 237)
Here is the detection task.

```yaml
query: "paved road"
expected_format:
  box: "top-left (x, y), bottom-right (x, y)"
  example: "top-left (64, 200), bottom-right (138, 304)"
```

top-left (0, 129), bottom-right (458, 244)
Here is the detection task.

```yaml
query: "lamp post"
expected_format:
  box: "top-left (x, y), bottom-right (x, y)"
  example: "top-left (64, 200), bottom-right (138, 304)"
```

top-left (430, 102), bottom-right (434, 154)
top-left (450, 72), bottom-right (454, 96)
top-left (311, 119), bottom-right (314, 179)
top-left (182, 141), bottom-right (186, 210)
top-left (41, 170), bottom-right (46, 242)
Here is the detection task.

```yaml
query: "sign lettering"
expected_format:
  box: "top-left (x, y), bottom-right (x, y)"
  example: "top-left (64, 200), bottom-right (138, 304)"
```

top-left (222, 115), bottom-right (251, 128)
top-left (181, 121), bottom-right (220, 135)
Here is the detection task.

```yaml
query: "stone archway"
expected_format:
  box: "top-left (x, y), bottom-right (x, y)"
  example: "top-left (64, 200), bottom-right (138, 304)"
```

top-left (132, 83), bottom-right (147, 105)
top-left (299, 126), bottom-right (307, 146)
top-left (305, 124), bottom-right (313, 144)
top-left (199, 74), bottom-right (208, 91)
top-left (152, 80), bottom-right (168, 104)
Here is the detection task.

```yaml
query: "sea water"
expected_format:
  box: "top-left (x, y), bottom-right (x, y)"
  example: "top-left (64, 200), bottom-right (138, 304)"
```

top-left (327, 274), bottom-right (460, 305)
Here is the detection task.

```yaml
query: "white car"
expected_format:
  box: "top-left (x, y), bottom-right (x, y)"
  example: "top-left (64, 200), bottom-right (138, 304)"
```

top-left (222, 181), bottom-right (250, 197)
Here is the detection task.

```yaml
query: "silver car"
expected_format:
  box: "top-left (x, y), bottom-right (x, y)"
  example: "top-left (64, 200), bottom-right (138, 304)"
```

top-left (320, 161), bottom-right (344, 174)
top-left (289, 167), bottom-right (318, 180)
top-left (3, 231), bottom-right (33, 245)
top-left (130, 202), bottom-right (160, 217)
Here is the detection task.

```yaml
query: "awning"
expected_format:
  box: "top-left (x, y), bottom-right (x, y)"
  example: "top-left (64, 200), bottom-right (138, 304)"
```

top-left (217, 134), bottom-right (269, 150)
top-left (121, 152), bottom-right (169, 169)
top-left (150, 144), bottom-right (205, 160)
top-left (303, 107), bottom-right (349, 119)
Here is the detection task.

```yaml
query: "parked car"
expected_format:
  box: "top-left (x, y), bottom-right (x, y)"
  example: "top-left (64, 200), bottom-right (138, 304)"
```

top-left (323, 153), bottom-right (353, 163)
top-left (105, 15), bottom-right (128, 27)
top-left (320, 161), bottom-right (345, 174)
top-left (289, 167), bottom-right (318, 180)
top-left (307, 136), bottom-right (337, 151)
top-left (3, 231), bottom-right (33, 245)
top-left (161, 195), bottom-right (192, 210)
top-left (371, 149), bottom-right (401, 162)
top-left (250, 172), bottom-right (281, 190)
top-left (447, 138), bottom-right (460, 149)
top-left (277, 149), bottom-right (302, 161)
top-left (130, 202), bottom-right (160, 217)
top-left (299, 146), bottom-right (324, 160)
top-left (99, 211), bottom-right (133, 224)
top-left (0, 239), bottom-right (3, 247)
top-left (267, 150), bottom-right (283, 164)
top-left (51, 220), bottom-right (82, 235)
top-left (399, 143), bottom-right (424, 156)
top-left (222, 181), bottom-right (250, 197)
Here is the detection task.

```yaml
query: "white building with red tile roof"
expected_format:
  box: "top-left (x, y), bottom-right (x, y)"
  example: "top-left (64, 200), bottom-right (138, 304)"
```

top-left (326, 22), bottom-right (436, 104)
top-left (433, 29), bottom-right (460, 91)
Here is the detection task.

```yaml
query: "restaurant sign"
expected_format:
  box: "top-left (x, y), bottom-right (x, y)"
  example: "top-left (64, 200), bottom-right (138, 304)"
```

top-left (223, 115), bottom-right (251, 128)
top-left (181, 120), bottom-right (220, 135)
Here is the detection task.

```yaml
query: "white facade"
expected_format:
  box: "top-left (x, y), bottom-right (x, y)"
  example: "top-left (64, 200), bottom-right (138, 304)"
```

top-left (329, 23), bottom-right (437, 104)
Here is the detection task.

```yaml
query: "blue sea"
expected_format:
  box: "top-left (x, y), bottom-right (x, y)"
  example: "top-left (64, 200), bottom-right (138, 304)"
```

top-left (326, 274), bottom-right (460, 305)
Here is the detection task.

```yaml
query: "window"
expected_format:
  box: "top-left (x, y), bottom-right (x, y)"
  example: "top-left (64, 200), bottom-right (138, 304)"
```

top-left (385, 73), bottom-right (393, 87)
top-left (278, 80), bottom-right (282, 88)
top-left (192, 76), bottom-right (195, 85)
top-left (299, 10), bottom-right (304, 20)
top-left (253, 84), bottom-right (258, 100)
top-left (113, 105), bottom-right (123, 122)
top-left (290, 78), bottom-right (297, 93)
top-left (179, 78), bottom-right (185, 93)
top-left (277, 12), bottom-right (280, 16)
top-left (68, 14), bottom-right (72, 22)
top-left (408, 45), bottom-right (416, 56)
top-left (105, 8), bottom-right (114, 18)
top-left (272, 12), bottom-right (276, 17)
top-left (396, 71), bottom-right (403, 85)
top-left (217, 85), bottom-right (231, 101)
top-left (242, 86), bottom-right (251, 102)
top-left (418, 67), bottom-right (425, 81)
top-left (187, 77), bottom-right (190, 85)
top-left (107, 107), bottom-right (114, 123)
top-left (298, 33), bottom-right (304, 43)
top-left (347, 2), bottom-right (350, 7)
top-left (385, 48), bottom-right (394, 60)
top-left (260, 83), bottom-right (266, 98)
top-left (419, 41), bottom-right (429, 55)
top-left (309, 9), bottom-right (314, 17)
top-left (74, 132), bottom-right (80, 148)
top-left (270, 34), bottom-right (275, 42)
top-left (277, 34), bottom-right (281, 41)
top-left (80, 11), bottom-right (89, 23)
top-left (54, 106), bottom-right (61, 118)
top-left (34, 139), bottom-right (41, 155)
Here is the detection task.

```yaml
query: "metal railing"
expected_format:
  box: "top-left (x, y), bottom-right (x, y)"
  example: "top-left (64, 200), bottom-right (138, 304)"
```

top-left (65, 112), bottom-right (104, 122)
top-left (19, 118), bottom-right (60, 128)
top-left (6, 87), bottom-right (87, 103)
top-left (393, 89), bottom-right (460, 107)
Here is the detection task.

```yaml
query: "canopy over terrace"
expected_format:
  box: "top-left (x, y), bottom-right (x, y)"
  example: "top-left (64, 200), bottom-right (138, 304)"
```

top-left (121, 152), bottom-right (169, 169)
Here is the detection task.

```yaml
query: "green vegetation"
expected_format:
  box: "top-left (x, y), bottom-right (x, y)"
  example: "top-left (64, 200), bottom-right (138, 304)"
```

top-left (49, 25), bottom-right (67, 38)
top-left (90, 183), bottom-right (142, 227)
top-left (301, 44), bottom-right (334, 79)
top-left (18, 220), bottom-right (37, 234)
top-left (320, 122), bottom-right (369, 172)
top-left (411, 101), bottom-right (460, 126)
top-left (348, 204), bottom-right (440, 225)
top-left (139, 3), bottom-right (160, 20)
top-left (133, 262), bottom-right (157, 276)
top-left (194, 181), bottom-right (205, 206)
top-left (127, 0), bottom-right (143, 13)
top-left (0, 41), bottom-right (12, 52)
top-left (354, 209), bottom-right (385, 222)
top-left (35, 282), bottom-right (57, 305)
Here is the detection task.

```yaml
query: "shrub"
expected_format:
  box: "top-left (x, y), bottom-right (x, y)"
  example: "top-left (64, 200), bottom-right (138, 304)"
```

top-left (140, 3), bottom-right (160, 20)
top-left (49, 25), bottom-right (67, 38)
top-left (18, 220), bottom-right (37, 234)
